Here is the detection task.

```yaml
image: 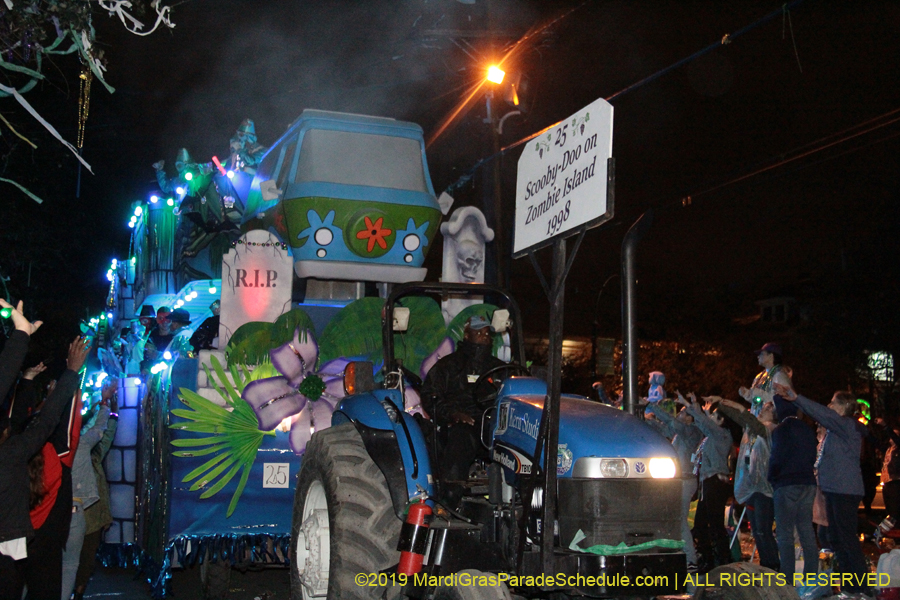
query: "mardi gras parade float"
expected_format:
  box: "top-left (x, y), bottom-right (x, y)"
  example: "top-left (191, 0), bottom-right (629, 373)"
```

top-left (87, 110), bottom-right (500, 596)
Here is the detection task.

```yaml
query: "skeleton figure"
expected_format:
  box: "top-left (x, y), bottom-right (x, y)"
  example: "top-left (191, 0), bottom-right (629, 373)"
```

top-left (228, 118), bottom-right (267, 174)
top-left (440, 206), bottom-right (494, 324)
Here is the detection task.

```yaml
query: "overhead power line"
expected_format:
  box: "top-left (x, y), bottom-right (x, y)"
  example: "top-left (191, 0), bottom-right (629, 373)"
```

top-left (442, 0), bottom-right (809, 195)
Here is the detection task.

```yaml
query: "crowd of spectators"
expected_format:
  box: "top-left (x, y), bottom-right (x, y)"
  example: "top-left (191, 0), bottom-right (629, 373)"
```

top-left (0, 300), bottom-right (116, 600)
top-left (643, 342), bottom-right (890, 599)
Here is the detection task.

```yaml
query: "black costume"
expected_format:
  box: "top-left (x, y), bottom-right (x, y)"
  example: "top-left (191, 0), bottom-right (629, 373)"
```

top-left (189, 315), bottom-right (219, 351)
top-left (0, 331), bottom-right (80, 600)
top-left (421, 340), bottom-right (505, 504)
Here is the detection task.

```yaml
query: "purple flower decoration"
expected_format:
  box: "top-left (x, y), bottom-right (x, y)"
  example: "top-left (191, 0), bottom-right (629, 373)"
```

top-left (242, 329), bottom-right (347, 455)
top-left (420, 337), bottom-right (455, 380)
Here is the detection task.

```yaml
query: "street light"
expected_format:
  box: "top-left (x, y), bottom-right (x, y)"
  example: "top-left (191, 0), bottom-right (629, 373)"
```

top-left (483, 64), bottom-right (524, 289)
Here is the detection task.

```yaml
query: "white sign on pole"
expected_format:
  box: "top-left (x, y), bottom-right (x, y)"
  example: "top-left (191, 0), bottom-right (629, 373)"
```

top-left (513, 97), bottom-right (614, 257)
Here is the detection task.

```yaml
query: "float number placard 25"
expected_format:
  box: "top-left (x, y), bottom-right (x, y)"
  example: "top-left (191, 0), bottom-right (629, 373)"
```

top-left (263, 463), bottom-right (290, 488)
top-left (514, 96), bottom-right (613, 257)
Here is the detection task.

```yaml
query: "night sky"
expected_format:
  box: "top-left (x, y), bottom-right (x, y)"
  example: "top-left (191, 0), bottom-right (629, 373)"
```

top-left (3, 1), bottom-right (899, 388)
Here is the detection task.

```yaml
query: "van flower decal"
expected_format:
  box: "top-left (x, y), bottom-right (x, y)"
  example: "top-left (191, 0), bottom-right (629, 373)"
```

top-left (356, 216), bottom-right (392, 252)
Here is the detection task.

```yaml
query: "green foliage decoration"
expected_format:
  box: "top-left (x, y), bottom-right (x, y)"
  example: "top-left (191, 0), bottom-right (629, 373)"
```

top-left (226, 309), bottom-right (316, 367)
top-left (318, 297), bottom-right (384, 366)
top-left (170, 355), bottom-right (272, 517)
top-left (272, 309), bottom-right (317, 347)
top-left (318, 296), bottom-right (447, 375)
top-left (226, 322), bottom-right (274, 366)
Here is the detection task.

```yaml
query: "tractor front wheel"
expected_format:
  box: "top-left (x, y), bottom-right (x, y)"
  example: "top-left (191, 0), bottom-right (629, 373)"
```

top-left (290, 423), bottom-right (400, 600)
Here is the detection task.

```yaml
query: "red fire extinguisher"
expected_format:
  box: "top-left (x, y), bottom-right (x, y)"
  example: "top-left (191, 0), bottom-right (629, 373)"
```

top-left (397, 499), bottom-right (431, 575)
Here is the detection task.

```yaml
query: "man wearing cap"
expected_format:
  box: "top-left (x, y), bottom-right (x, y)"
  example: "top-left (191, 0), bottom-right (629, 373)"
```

top-left (421, 315), bottom-right (506, 506)
top-left (740, 343), bottom-right (791, 409)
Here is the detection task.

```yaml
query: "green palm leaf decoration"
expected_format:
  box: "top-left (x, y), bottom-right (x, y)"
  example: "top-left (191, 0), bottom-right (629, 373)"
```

top-left (170, 355), bottom-right (272, 517)
top-left (318, 296), bottom-right (447, 374)
top-left (318, 297), bottom-right (384, 365)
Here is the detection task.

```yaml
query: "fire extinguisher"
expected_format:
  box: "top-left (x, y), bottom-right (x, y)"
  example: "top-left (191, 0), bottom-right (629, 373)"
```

top-left (397, 499), bottom-right (431, 575)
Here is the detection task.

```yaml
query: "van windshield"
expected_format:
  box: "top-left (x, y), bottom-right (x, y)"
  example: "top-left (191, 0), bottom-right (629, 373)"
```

top-left (294, 129), bottom-right (428, 192)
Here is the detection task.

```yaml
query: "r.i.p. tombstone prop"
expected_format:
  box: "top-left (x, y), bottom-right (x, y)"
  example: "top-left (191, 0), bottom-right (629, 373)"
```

top-left (218, 230), bottom-right (294, 346)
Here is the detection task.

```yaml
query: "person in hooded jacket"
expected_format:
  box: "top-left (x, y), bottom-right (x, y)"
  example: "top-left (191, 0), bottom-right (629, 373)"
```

top-left (421, 316), bottom-right (505, 506)
top-left (644, 401), bottom-right (703, 570)
top-left (678, 392), bottom-right (734, 571)
top-left (775, 383), bottom-right (869, 595)
top-left (767, 394), bottom-right (819, 582)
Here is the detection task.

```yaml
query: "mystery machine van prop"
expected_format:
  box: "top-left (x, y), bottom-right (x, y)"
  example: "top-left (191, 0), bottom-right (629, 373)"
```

top-left (243, 110), bottom-right (443, 283)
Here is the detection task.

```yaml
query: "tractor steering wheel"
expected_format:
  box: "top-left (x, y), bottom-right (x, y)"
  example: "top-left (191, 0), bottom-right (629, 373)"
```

top-left (474, 363), bottom-right (531, 407)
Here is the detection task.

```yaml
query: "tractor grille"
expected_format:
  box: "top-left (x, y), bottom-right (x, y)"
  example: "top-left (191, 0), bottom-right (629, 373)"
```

top-left (557, 477), bottom-right (683, 549)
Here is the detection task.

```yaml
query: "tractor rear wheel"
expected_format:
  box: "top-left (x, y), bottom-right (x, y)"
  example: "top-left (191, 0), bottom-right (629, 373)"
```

top-left (290, 423), bottom-right (400, 600)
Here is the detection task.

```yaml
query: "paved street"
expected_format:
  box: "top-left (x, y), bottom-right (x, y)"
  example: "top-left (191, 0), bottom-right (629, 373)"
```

top-left (84, 563), bottom-right (291, 599)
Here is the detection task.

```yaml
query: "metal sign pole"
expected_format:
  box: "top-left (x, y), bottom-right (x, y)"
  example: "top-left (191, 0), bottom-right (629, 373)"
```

top-left (541, 237), bottom-right (565, 574)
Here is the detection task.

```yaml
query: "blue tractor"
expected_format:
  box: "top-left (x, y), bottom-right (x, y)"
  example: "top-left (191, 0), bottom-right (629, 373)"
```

top-left (290, 282), bottom-right (687, 600)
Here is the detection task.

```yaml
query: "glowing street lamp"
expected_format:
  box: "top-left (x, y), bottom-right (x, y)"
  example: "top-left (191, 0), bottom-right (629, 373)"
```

top-left (487, 65), bottom-right (505, 84)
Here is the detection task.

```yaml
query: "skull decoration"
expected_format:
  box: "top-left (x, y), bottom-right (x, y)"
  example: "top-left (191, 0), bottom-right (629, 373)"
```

top-left (455, 240), bottom-right (484, 282)
top-left (440, 206), bottom-right (495, 324)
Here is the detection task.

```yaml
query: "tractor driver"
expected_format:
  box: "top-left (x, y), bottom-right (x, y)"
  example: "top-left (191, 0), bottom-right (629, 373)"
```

top-left (421, 315), bottom-right (506, 507)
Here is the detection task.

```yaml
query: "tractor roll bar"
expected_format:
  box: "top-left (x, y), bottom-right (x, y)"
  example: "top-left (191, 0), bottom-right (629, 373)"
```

top-left (381, 282), bottom-right (527, 373)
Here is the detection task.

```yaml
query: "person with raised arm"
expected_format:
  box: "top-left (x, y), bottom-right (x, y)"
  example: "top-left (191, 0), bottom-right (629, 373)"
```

top-left (0, 300), bottom-right (90, 600)
top-left (775, 382), bottom-right (869, 596)
top-left (676, 391), bottom-right (733, 571)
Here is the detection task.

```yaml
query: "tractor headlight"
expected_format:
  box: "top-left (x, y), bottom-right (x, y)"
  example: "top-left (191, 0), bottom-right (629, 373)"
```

top-left (599, 459), bottom-right (628, 478)
top-left (649, 457), bottom-right (676, 479)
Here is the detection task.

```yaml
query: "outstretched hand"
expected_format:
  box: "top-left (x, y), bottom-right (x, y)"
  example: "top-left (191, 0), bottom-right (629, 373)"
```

top-left (774, 383), bottom-right (797, 401)
top-left (713, 397), bottom-right (742, 411)
top-left (23, 362), bottom-right (47, 380)
top-left (66, 337), bottom-right (92, 373)
top-left (102, 379), bottom-right (119, 412)
top-left (0, 299), bottom-right (42, 335)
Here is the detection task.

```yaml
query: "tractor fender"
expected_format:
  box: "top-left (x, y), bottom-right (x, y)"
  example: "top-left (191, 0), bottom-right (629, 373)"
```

top-left (333, 389), bottom-right (433, 517)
